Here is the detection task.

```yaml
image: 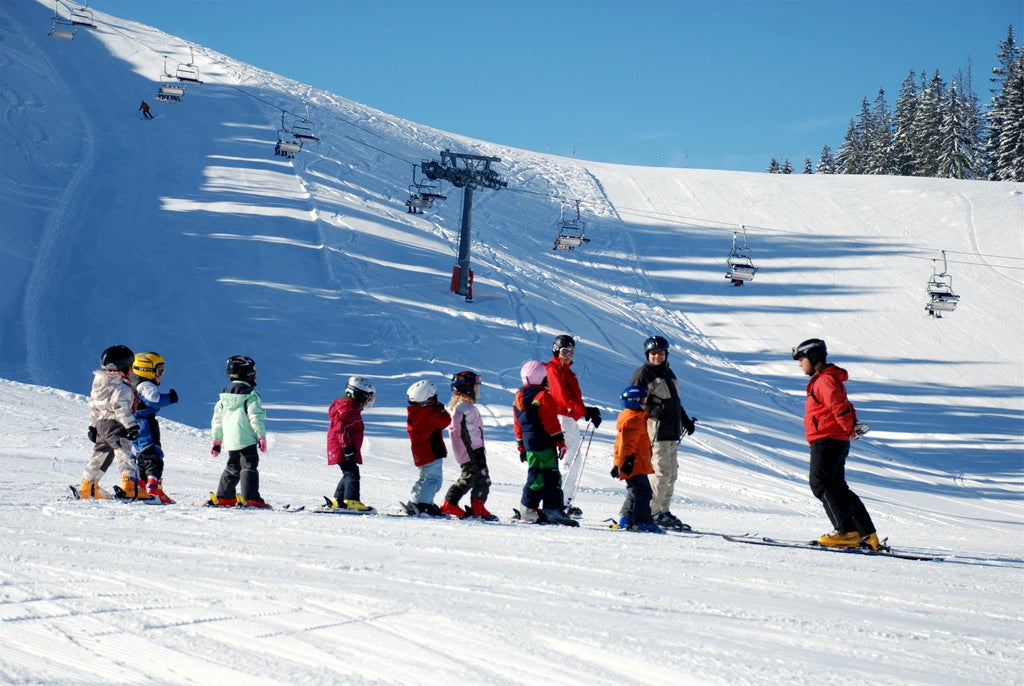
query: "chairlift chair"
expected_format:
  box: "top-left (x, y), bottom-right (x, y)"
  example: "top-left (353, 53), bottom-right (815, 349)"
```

top-left (69, 2), bottom-right (97, 29)
top-left (157, 82), bottom-right (185, 102)
top-left (175, 47), bottom-right (204, 84)
top-left (275, 131), bottom-right (302, 158)
top-left (49, 2), bottom-right (76, 39)
top-left (725, 228), bottom-right (758, 285)
top-left (925, 252), bottom-right (960, 317)
top-left (405, 166), bottom-right (447, 213)
top-left (553, 200), bottom-right (590, 251)
top-left (291, 103), bottom-right (319, 142)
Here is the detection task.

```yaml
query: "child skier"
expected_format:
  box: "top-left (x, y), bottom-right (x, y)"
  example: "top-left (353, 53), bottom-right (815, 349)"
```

top-left (130, 352), bottom-right (179, 503)
top-left (209, 355), bottom-right (268, 508)
top-left (440, 371), bottom-right (496, 520)
top-left (326, 376), bottom-right (376, 510)
top-left (611, 385), bottom-right (660, 532)
top-left (514, 360), bottom-right (573, 525)
top-left (80, 345), bottom-right (142, 499)
top-left (405, 379), bottom-right (451, 516)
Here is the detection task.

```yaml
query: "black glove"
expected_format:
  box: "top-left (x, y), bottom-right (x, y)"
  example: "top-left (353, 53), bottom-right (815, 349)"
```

top-left (610, 465), bottom-right (619, 479)
top-left (343, 448), bottom-right (356, 462)
top-left (472, 447), bottom-right (486, 464)
top-left (647, 400), bottom-right (664, 421)
top-left (125, 425), bottom-right (140, 441)
top-left (517, 440), bottom-right (526, 462)
top-left (87, 426), bottom-right (97, 443)
top-left (168, 388), bottom-right (179, 404)
top-left (621, 454), bottom-right (635, 477)
top-left (584, 406), bottom-right (603, 428)
top-left (682, 416), bottom-right (697, 436)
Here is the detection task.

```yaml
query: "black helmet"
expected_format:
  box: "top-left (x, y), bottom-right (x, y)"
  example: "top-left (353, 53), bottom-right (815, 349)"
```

top-left (101, 345), bottom-right (135, 373)
top-left (451, 370), bottom-right (481, 399)
top-left (226, 355), bottom-right (257, 384)
top-left (792, 339), bottom-right (827, 365)
top-left (644, 335), bottom-right (669, 355)
top-left (552, 334), bottom-right (576, 355)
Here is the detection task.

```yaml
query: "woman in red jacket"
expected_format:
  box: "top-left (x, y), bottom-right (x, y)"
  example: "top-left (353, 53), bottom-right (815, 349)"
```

top-left (793, 339), bottom-right (879, 550)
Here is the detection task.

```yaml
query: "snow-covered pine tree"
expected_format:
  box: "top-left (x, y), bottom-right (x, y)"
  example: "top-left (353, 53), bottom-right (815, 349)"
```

top-left (767, 157), bottom-right (782, 174)
top-left (835, 118), bottom-right (862, 174)
top-left (937, 81), bottom-right (976, 179)
top-left (911, 71), bottom-right (946, 177)
top-left (817, 144), bottom-right (836, 174)
top-left (986, 25), bottom-right (1021, 181)
top-left (803, 157), bottom-right (814, 174)
top-left (781, 159), bottom-right (794, 174)
top-left (892, 70), bottom-right (919, 176)
top-left (866, 89), bottom-right (894, 174)
top-left (995, 50), bottom-right (1024, 181)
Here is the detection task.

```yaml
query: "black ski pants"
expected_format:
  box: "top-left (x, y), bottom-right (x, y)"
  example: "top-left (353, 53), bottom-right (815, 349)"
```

top-left (808, 438), bottom-right (875, 536)
top-left (620, 473), bottom-right (654, 523)
top-left (333, 459), bottom-right (360, 502)
top-left (216, 444), bottom-right (261, 502)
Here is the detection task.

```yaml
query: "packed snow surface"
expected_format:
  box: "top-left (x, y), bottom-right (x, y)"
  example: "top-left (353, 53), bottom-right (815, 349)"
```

top-left (1, 1), bottom-right (1022, 684)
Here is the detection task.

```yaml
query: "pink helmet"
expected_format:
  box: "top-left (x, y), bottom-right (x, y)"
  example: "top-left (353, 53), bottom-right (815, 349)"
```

top-left (520, 360), bottom-right (547, 386)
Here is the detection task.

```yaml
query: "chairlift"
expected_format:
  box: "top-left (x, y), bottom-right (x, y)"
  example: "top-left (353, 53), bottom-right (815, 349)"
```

top-left (725, 227), bottom-right (758, 285)
top-left (291, 103), bottom-right (319, 142)
top-left (405, 166), bottom-right (447, 213)
top-left (69, 1), bottom-right (97, 29)
top-left (925, 250), bottom-right (960, 318)
top-left (553, 200), bottom-right (590, 251)
top-left (49, 1), bottom-right (76, 39)
top-left (275, 114), bottom-right (302, 158)
top-left (156, 57), bottom-right (186, 102)
top-left (175, 46), bottom-right (204, 85)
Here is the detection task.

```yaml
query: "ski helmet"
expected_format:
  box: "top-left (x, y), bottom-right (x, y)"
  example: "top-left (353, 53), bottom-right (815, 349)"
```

top-left (100, 345), bottom-right (135, 373)
top-left (406, 379), bottom-right (437, 405)
top-left (451, 370), bottom-right (481, 399)
top-left (132, 352), bottom-right (166, 380)
top-left (620, 385), bottom-right (648, 411)
top-left (520, 360), bottom-right (547, 386)
top-left (792, 338), bottom-right (827, 365)
top-left (226, 355), bottom-right (257, 384)
top-left (644, 335), bottom-right (669, 356)
top-left (552, 334), bottom-right (576, 356)
top-left (346, 376), bottom-right (376, 407)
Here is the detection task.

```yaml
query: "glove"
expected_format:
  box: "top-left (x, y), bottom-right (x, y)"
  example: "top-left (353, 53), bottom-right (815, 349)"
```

top-left (610, 465), bottom-right (619, 479)
top-left (516, 440), bottom-right (526, 462)
top-left (682, 416), bottom-right (696, 436)
top-left (87, 426), bottom-right (97, 443)
top-left (621, 454), bottom-right (635, 477)
top-left (472, 447), bottom-right (486, 464)
top-left (343, 447), bottom-right (356, 462)
top-left (168, 388), bottom-right (179, 404)
top-left (553, 434), bottom-right (566, 460)
top-left (258, 436), bottom-right (267, 453)
top-left (648, 401), bottom-right (664, 421)
top-left (853, 422), bottom-right (870, 438)
top-left (584, 406), bottom-right (602, 428)
top-left (125, 425), bottom-right (140, 441)
top-left (210, 439), bottom-right (222, 456)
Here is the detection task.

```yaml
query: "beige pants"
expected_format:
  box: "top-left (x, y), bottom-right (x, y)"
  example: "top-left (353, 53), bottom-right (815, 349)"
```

top-left (83, 419), bottom-right (137, 482)
top-left (649, 440), bottom-right (679, 514)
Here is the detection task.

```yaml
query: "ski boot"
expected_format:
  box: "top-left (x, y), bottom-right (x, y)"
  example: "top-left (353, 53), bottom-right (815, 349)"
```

top-left (440, 500), bottom-right (466, 518)
top-left (818, 530), bottom-right (861, 548)
top-left (120, 473), bottom-right (153, 500)
top-left (79, 478), bottom-right (111, 500)
top-left (471, 498), bottom-right (499, 521)
top-left (146, 477), bottom-right (174, 504)
top-left (860, 532), bottom-right (882, 551)
top-left (518, 505), bottom-right (541, 523)
top-left (206, 492), bottom-right (236, 507)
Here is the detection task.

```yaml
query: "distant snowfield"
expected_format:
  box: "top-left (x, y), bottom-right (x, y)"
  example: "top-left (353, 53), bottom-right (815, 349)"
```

top-left (1, 1), bottom-right (1022, 684)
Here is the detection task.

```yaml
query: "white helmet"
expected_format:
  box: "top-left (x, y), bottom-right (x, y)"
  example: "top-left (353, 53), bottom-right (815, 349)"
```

top-left (406, 380), bottom-right (437, 404)
top-left (345, 376), bottom-right (376, 407)
top-left (520, 360), bottom-right (547, 386)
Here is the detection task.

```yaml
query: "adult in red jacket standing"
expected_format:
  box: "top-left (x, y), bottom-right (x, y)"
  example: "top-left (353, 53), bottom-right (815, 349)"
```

top-left (793, 339), bottom-right (880, 550)
top-left (544, 335), bottom-right (602, 512)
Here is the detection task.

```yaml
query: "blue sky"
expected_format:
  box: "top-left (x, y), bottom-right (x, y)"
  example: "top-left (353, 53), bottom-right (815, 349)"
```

top-left (101, 0), bottom-right (1020, 172)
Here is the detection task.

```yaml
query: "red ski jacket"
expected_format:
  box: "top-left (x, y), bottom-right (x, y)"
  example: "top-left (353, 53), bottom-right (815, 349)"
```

top-left (803, 364), bottom-right (857, 443)
top-left (406, 402), bottom-right (451, 467)
top-left (327, 396), bottom-right (364, 464)
top-left (545, 355), bottom-right (585, 420)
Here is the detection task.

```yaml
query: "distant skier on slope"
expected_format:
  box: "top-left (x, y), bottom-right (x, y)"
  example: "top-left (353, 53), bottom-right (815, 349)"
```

top-left (792, 338), bottom-right (880, 551)
top-left (138, 100), bottom-right (153, 119)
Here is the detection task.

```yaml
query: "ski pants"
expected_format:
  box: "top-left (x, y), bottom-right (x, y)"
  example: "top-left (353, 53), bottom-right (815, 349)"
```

top-left (649, 440), bottom-right (679, 515)
top-left (136, 444), bottom-right (165, 480)
top-left (216, 444), bottom-right (261, 502)
top-left (520, 447), bottom-right (564, 510)
top-left (334, 459), bottom-right (361, 502)
top-left (620, 473), bottom-right (654, 523)
top-left (410, 459), bottom-right (443, 505)
top-left (445, 454), bottom-right (490, 505)
top-left (83, 419), bottom-right (137, 482)
top-left (808, 438), bottom-right (875, 536)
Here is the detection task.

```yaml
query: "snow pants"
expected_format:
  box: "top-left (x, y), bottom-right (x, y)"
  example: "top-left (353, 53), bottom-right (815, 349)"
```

top-left (83, 419), bottom-right (137, 482)
top-left (216, 444), bottom-right (261, 502)
top-left (520, 447), bottom-right (564, 510)
top-left (445, 454), bottom-right (491, 505)
top-left (649, 440), bottom-right (679, 515)
top-left (410, 459), bottom-right (443, 505)
top-left (136, 445), bottom-right (165, 481)
top-left (808, 438), bottom-right (875, 536)
top-left (334, 459), bottom-right (361, 502)
top-left (620, 473), bottom-right (654, 523)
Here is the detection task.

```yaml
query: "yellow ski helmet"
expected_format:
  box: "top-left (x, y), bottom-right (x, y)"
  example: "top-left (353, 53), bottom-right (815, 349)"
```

top-left (132, 352), bottom-right (166, 380)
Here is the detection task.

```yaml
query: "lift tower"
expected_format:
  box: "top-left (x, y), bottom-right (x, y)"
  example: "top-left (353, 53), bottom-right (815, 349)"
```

top-left (421, 150), bottom-right (507, 301)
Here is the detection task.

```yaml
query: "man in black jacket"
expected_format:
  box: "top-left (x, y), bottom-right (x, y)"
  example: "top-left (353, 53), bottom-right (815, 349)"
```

top-left (629, 336), bottom-right (696, 530)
